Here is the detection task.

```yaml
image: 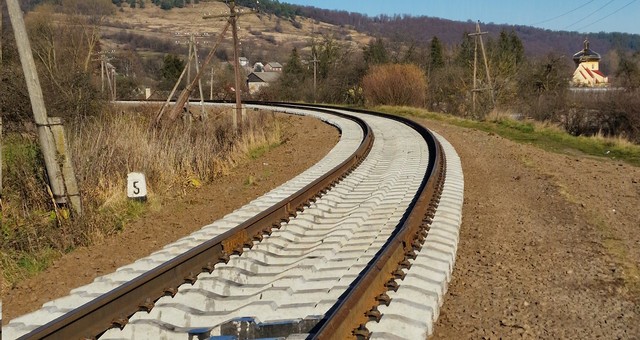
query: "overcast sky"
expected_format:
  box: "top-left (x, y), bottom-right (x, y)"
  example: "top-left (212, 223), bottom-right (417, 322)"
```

top-left (282, 0), bottom-right (640, 35)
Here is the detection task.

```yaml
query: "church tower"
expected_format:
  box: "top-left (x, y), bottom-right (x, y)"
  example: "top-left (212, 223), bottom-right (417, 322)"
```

top-left (572, 38), bottom-right (608, 87)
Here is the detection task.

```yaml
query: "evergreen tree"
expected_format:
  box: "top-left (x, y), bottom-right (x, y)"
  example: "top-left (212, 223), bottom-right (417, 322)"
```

top-left (161, 54), bottom-right (185, 83)
top-left (455, 32), bottom-right (474, 69)
top-left (363, 37), bottom-right (389, 66)
top-left (429, 36), bottom-right (445, 70)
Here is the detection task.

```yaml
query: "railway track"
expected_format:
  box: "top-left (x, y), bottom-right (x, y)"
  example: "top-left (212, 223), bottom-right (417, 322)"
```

top-left (3, 103), bottom-right (463, 339)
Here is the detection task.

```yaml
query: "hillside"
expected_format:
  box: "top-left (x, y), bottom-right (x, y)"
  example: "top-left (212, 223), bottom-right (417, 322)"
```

top-left (101, 2), bottom-right (371, 65)
top-left (292, 5), bottom-right (640, 59)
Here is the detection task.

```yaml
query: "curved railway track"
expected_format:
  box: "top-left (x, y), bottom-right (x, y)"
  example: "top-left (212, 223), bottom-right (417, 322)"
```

top-left (4, 103), bottom-right (464, 340)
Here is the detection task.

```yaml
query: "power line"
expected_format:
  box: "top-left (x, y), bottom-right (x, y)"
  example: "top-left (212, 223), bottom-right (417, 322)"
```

top-left (564, 0), bottom-right (616, 29)
top-left (575, 0), bottom-right (637, 31)
top-left (531, 0), bottom-right (596, 25)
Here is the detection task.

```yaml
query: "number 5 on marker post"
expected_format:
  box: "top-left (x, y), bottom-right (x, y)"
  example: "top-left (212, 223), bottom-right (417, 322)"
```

top-left (127, 172), bottom-right (148, 201)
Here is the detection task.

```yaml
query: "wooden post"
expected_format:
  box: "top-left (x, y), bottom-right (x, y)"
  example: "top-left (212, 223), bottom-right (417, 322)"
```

top-left (165, 20), bottom-right (230, 123)
top-left (469, 21), bottom-right (495, 117)
top-left (478, 23), bottom-right (495, 107)
top-left (230, 0), bottom-right (243, 128)
top-left (154, 52), bottom-right (194, 124)
top-left (472, 32), bottom-right (478, 116)
top-left (312, 53), bottom-right (318, 103)
top-left (1, 0), bottom-right (4, 200)
top-left (7, 0), bottom-right (67, 204)
top-left (186, 34), bottom-right (192, 116)
top-left (191, 39), bottom-right (206, 119)
top-left (48, 117), bottom-right (82, 216)
top-left (210, 65), bottom-right (214, 100)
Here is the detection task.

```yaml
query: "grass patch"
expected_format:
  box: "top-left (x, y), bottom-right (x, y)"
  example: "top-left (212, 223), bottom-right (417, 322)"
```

top-left (248, 141), bottom-right (281, 160)
top-left (589, 213), bottom-right (640, 299)
top-left (376, 106), bottom-right (640, 167)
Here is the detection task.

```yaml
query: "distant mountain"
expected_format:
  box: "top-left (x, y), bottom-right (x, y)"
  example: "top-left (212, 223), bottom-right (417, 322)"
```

top-left (290, 4), bottom-right (640, 61)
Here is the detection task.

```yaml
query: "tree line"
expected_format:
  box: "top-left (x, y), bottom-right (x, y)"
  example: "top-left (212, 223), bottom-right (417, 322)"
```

top-left (259, 30), bottom-right (640, 142)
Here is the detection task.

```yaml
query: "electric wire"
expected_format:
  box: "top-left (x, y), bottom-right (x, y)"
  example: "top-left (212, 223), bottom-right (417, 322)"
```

top-left (530, 0), bottom-right (596, 25)
top-left (574, 0), bottom-right (637, 31)
top-left (564, 0), bottom-right (616, 29)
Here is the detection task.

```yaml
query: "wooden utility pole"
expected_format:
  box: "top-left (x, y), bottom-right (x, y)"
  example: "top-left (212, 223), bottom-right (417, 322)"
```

top-left (1, 0), bottom-right (4, 201)
top-left (311, 52), bottom-right (319, 103)
top-left (469, 21), bottom-right (495, 117)
top-left (176, 33), bottom-right (208, 119)
top-left (210, 65), bottom-right (214, 100)
top-left (229, 0), bottom-right (244, 128)
top-left (163, 20), bottom-right (231, 123)
top-left (203, 0), bottom-right (255, 129)
top-left (7, 0), bottom-right (82, 215)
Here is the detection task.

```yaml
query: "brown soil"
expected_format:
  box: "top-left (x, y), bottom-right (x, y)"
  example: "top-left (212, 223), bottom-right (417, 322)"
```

top-left (2, 114), bottom-right (339, 322)
top-left (421, 118), bottom-right (640, 339)
top-left (4, 113), bottom-right (640, 339)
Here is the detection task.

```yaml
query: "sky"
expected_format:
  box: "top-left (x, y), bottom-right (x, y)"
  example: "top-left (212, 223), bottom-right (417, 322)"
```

top-left (282, 0), bottom-right (640, 35)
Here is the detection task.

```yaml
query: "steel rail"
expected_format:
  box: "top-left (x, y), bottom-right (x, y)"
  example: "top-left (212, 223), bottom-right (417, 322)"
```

top-left (264, 104), bottom-right (446, 340)
top-left (18, 104), bottom-right (374, 340)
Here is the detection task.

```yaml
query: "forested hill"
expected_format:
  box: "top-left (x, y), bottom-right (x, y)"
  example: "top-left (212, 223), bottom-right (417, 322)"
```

top-left (290, 4), bottom-right (640, 58)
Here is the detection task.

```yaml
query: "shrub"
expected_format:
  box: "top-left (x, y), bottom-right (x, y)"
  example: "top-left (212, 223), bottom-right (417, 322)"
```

top-left (362, 63), bottom-right (427, 107)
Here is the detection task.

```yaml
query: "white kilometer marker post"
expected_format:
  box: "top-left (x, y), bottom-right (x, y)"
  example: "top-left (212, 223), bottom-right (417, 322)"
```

top-left (127, 172), bottom-right (148, 201)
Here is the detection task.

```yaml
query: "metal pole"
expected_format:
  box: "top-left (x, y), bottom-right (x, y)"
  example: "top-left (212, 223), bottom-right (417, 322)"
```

top-left (7, 0), bottom-right (67, 204)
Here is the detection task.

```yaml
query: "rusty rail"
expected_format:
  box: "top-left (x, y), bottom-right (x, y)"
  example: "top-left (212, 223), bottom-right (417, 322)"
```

top-left (295, 106), bottom-right (447, 340)
top-left (19, 104), bottom-right (374, 340)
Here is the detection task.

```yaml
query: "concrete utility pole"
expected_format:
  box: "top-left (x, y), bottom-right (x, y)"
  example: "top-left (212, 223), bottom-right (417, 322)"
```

top-left (469, 21), bottom-right (495, 117)
top-left (6, 0), bottom-right (82, 215)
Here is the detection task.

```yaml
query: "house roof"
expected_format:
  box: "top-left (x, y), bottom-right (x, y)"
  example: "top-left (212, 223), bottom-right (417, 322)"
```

top-left (247, 71), bottom-right (281, 83)
top-left (266, 62), bottom-right (283, 68)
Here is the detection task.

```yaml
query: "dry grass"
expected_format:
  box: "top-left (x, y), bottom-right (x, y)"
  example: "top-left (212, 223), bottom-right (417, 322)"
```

top-left (1, 105), bottom-right (282, 293)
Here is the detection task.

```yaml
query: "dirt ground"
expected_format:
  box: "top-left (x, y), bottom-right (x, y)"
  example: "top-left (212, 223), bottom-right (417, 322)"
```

top-left (2, 114), bottom-right (339, 322)
top-left (423, 118), bottom-right (640, 339)
top-left (3, 114), bottom-right (640, 339)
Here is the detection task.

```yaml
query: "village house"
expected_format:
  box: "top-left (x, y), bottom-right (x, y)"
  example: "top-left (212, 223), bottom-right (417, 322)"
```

top-left (572, 38), bottom-right (609, 87)
top-left (247, 71), bottom-right (281, 94)
top-left (264, 62), bottom-right (283, 72)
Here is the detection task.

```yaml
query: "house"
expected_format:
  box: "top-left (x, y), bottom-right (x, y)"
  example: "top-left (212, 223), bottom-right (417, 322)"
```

top-left (264, 62), bottom-right (283, 72)
top-left (239, 57), bottom-right (249, 67)
top-left (247, 71), bottom-right (281, 94)
top-left (571, 39), bottom-right (608, 87)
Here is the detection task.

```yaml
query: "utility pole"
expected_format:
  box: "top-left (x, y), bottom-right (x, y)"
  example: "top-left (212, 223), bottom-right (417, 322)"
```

top-left (6, 0), bottom-right (82, 215)
top-left (229, 0), bottom-right (244, 128)
top-left (176, 32), bottom-right (209, 119)
top-left (94, 50), bottom-right (116, 100)
top-left (469, 21), bottom-right (495, 117)
top-left (1, 0), bottom-right (4, 202)
top-left (210, 65), bottom-right (214, 100)
top-left (202, 0), bottom-right (257, 130)
top-left (162, 20), bottom-right (231, 124)
top-left (311, 51), bottom-right (319, 103)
